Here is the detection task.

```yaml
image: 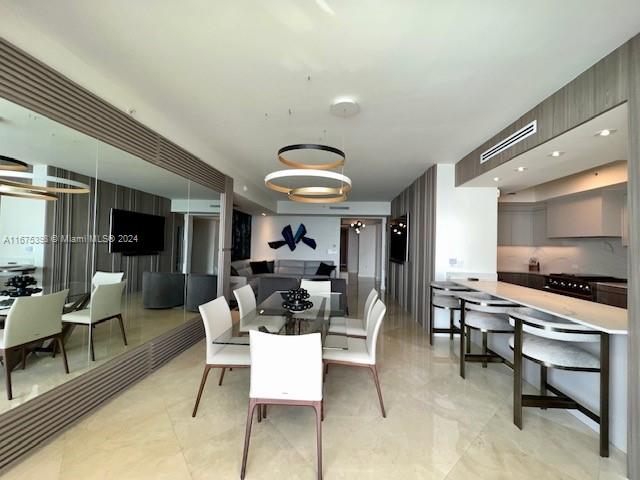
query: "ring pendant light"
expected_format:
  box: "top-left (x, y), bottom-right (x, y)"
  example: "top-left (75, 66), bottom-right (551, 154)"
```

top-left (0, 155), bottom-right (29, 172)
top-left (0, 185), bottom-right (58, 201)
top-left (0, 171), bottom-right (90, 194)
top-left (277, 144), bottom-right (345, 170)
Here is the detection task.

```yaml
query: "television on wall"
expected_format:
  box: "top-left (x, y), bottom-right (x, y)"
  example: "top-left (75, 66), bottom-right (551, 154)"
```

top-left (109, 208), bottom-right (165, 255)
top-left (389, 214), bottom-right (408, 264)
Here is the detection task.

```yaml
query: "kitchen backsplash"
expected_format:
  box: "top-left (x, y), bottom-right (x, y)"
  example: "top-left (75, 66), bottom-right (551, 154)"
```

top-left (497, 238), bottom-right (628, 278)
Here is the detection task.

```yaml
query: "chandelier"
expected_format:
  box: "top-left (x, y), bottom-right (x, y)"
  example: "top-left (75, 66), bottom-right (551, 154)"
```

top-left (0, 155), bottom-right (90, 201)
top-left (264, 144), bottom-right (351, 203)
top-left (350, 220), bottom-right (366, 234)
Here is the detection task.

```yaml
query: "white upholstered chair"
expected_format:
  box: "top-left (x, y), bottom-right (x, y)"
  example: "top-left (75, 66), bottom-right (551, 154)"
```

top-left (233, 285), bottom-right (285, 333)
top-left (241, 331), bottom-right (323, 480)
top-left (509, 308), bottom-right (609, 456)
top-left (192, 296), bottom-right (251, 417)
top-left (323, 299), bottom-right (387, 417)
top-left (300, 279), bottom-right (331, 296)
top-left (61, 281), bottom-right (127, 361)
top-left (92, 271), bottom-right (125, 289)
top-left (328, 288), bottom-right (378, 338)
top-left (1, 290), bottom-right (69, 400)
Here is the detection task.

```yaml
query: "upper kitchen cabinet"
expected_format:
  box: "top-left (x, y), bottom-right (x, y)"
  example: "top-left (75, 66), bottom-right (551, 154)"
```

top-left (497, 203), bottom-right (543, 246)
top-left (546, 188), bottom-right (625, 238)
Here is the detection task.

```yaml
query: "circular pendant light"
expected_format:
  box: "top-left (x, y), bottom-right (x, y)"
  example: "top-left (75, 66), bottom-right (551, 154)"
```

top-left (0, 171), bottom-right (90, 194)
top-left (0, 155), bottom-right (29, 172)
top-left (288, 186), bottom-right (348, 203)
top-left (0, 185), bottom-right (58, 201)
top-left (277, 144), bottom-right (345, 170)
top-left (264, 169), bottom-right (351, 203)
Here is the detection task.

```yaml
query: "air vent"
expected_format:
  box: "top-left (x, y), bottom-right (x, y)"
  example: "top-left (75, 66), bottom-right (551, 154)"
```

top-left (329, 206), bottom-right (350, 210)
top-left (480, 120), bottom-right (537, 164)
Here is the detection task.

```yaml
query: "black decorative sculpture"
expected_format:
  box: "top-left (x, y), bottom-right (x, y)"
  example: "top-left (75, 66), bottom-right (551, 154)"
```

top-left (1, 275), bottom-right (42, 297)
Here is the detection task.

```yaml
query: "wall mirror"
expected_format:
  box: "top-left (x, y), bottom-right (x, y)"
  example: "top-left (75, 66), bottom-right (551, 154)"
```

top-left (0, 97), bottom-right (221, 411)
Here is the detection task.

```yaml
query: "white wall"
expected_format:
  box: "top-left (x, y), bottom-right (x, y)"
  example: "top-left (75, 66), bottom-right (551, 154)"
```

top-left (277, 201), bottom-right (390, 216)
top-left (434, 164), bottom-right (498, 280)
top-left (251, 215), bottom-right (340, 265)
top-left (358, 224), bottom-right (377, 278)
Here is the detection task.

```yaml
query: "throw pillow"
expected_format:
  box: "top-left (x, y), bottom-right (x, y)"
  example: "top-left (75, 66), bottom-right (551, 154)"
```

top-left (250, 261), bottom-right (270, 275)
top-left (266, 260), bottom-right (275, 273)
top-left (230, 265), bottom-right (240, 277)
top-left (316, 262), bottom-right (336, 276)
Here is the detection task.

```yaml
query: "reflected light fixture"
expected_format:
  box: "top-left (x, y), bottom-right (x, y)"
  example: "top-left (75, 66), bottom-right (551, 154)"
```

top-left (0, 160), bottom-right (90, 200)
top-left (350, 220), bottom-right (366, 234)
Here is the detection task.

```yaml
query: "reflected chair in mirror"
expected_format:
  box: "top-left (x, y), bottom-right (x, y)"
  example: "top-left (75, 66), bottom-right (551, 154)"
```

top-left (192, 296), bottom-right (251, 417)
top-left (458, 292), bottom-right (520, 379)
top-left (509, 308), bottom-right (609, 456)
top-left (300, 279), bottom-right (331, 296)
top-left (323, 299), bottom-right (387, 418)
top-left (233, 285), bottom-right (285, 334)
top-left (1, 289), bottom-right (69, 400)
top-left (61, 281), bottom-right (127, 361)
top-left (63, 271), bottom-right (125, 314)
top-left (241, 331), bottom-right (323, 480)
top-left (328, 288), bottom-right (377, 338)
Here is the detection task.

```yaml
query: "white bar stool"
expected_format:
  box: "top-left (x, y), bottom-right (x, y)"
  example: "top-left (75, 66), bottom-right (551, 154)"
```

top-left (509, 308), bottom-right (609, 457)
top-left (429, 281), bottom-right (472, 345)
top-left (458, 292), bottom-right (520, 378)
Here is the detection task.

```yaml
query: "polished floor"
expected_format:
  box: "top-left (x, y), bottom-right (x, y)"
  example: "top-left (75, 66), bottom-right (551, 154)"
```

top-left (3, 278), bottom-right (628, 479)
top-left (0, 293), bottom-right (197, 414)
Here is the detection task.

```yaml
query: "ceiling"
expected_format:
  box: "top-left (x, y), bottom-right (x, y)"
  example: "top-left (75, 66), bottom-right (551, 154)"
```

top-left (465, 103), bottom-right (629, 192)
top-left (0, 99), bottom-right (218, 200)
top-left (2, 1), bottom-right (640, 201)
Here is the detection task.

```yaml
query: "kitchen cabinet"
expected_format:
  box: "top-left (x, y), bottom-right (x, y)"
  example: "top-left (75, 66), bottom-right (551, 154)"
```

top-left (497, 203), bottom-right (546, 246)
top-left (546, 189), bottom-right (625, 238)
top-left (498, 271), bottom-right (545, 290)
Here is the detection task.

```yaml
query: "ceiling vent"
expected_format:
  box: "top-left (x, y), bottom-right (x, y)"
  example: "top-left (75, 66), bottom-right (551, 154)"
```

top-left (329, 206), bottom-right (350, 210)
top-left (480, 120), bottom-right (537, 164)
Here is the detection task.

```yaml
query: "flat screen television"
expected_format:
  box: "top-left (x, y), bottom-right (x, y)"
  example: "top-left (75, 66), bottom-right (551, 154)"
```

top-left (109, 208), bottom-right (165, 255)
top-left (389, 214), bottom-right (408, 264)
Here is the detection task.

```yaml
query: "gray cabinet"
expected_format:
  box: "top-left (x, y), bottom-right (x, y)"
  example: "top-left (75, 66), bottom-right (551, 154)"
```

top-left (498, 204), bottom-right (540, 246)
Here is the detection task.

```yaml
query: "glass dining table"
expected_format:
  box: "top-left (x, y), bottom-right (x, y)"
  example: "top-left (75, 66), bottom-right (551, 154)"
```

top-left (213, 291), bottom-right (349, 350)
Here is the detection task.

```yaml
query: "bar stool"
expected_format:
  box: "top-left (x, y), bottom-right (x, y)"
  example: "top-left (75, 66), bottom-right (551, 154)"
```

top-left (458, 292), bottom-right (520, 379)
top-left (429, 281), bottom-right (472, 345)
top-left (509, 308), bottom-right (608, 457)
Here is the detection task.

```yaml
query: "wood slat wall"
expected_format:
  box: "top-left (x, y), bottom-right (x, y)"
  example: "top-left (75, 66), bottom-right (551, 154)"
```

top-left (387, 165), bottom-right (436, 328)
top-left (454, 32), bottom-right (640, 479)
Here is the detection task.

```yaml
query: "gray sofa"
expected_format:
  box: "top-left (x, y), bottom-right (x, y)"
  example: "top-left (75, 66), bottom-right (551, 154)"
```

top-left (231, 259), bottom-right (337, 292)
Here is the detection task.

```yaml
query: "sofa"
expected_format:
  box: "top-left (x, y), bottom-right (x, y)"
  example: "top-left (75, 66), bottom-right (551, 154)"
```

top-left (231, 259), bottom-right (337, 292)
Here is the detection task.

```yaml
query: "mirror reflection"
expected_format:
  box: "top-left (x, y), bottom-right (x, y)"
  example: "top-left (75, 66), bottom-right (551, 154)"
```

top-left (0, 98), bottom-right (220, 410)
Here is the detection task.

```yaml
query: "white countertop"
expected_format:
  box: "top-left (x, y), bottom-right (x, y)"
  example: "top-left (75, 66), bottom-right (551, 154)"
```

top-left (453, 279), bottom-right (628, 335)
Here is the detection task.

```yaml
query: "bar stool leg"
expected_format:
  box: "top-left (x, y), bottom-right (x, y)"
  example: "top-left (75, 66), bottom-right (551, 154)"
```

top-left (459, 300), bottom-right (466, 379)
top-left (600, 333), bottom-right (610, 457)
top-left (482, 331), bottom-right (488, 368)
top-left (429, 286), bottom-right (434, 346)
top-left (513, 318), bottom-right (523, 429)
top-left (540, 365), bottom-right (548, 410)
top-left (449, 309), bottom-right (455, 340)
top-left (466, 327), bottom-right (471, 354)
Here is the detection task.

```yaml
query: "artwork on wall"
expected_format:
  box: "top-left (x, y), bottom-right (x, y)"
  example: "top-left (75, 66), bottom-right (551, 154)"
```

top-left (269, 224), bottom-right (317, 251)
top-left (231, 210), bottom-right (251, 261)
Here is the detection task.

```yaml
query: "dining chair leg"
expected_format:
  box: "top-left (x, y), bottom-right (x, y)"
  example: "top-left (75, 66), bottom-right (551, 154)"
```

top-left (257, 402), bottom-right (262, 423)
top-left (89, 325), bottom-right (95, 361)
top-left (3, 350), bottom-right (12, 401)
top-left (51, 338), bottom-right (57, 358)
top-left (369, 365), bottom-right (386, 418)
top-left (117, 314), bottom-right (128, 346)
top-left (321, 399), bottom-right (324, 421)
top-left (262, 405), bottom-right (267, 419)
top-left (192, 365), bottom-right (212, 418)
top-left (240, 399), bottom-right (257, 480)
top-left (313, 401), bottom-right (323, 480)
top-left (57, 336), bottom-right (70, 374)
top-left (20, 347), bottom-right (26, 370)
top-left (482, 331), bottom-right (488, 368)
top-left (218, 367), bottom-right (226, 386)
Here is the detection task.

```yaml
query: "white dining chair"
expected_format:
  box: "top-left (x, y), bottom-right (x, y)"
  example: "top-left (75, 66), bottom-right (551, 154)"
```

top-left (241, 331), bottom-right (323, 480)
top-left (300, 279), bottom-right (331, 296)
top-left (1, 289), bottom-right (69, 400)
top-left (61, 281), bottom-right (127, 361)
top-left (328, 288), bottom-right (378, 338)
top-left (192, 296), bottom-right (251, 417)
top-left (92, 271), bottom-right (124, 289)
top-left (323, 299), bottom-right (387, 417)
top-left (233, 285), bottom-right (285, 333)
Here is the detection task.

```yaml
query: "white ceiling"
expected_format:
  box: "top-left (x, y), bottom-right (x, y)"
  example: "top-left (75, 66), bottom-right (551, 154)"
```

top-left (0, 99), bottom-right (218, 200)
top-left (465, 103), bottom-right (629, 192)
top-left (2, 1), bottom-right (640, 201)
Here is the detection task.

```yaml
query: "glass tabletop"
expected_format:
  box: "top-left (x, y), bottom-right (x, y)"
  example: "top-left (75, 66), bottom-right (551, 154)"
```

top-left (212, 291), bottom-right (348, 350)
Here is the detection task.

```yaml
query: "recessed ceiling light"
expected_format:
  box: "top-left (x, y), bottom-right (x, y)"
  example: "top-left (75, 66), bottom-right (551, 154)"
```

top-left (549, 151), bottom-right (564, 157)
top-left (516, 167), bottom-right (527, 172)
top-left (261, 212), bottom-right (267, 216)
top-left (493, 177), bottom-right (500, 182)
top-left (596, 129), bottom-right (616, 137)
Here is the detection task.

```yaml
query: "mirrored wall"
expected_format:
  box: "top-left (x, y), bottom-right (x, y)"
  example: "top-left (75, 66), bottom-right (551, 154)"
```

top-left (0, 97), bottom-right (221, 411)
